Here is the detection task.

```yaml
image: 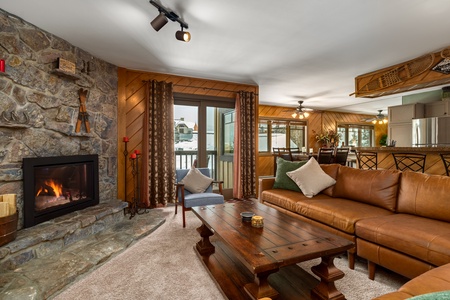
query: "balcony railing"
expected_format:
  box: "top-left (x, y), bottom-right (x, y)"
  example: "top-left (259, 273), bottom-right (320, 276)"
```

top-left (175, 150), bottom-right (217, 178)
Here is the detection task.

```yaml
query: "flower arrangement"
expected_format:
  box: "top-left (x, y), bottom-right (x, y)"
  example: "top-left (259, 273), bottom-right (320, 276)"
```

top-left (315, 129), bottom-right (340, 146)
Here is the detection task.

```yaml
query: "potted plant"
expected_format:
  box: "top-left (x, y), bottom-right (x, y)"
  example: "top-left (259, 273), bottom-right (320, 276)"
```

top-left (315, 130), bottom-right (340, 148)
top-left (379, 134), bottom-right (388, 146)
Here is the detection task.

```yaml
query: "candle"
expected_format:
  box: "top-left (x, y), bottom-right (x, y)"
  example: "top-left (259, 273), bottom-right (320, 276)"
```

top-left (123, 136), bottom-right (129, 142)
top-left (309, 148), bottom-right (314, 154)
top-left (0, 202), bottom-right (9, 217)
top-left (251, 215), bottom-right (264, 228)
top-left (2, 194), bottom-right (17, 212)
top-left (130, 153), bottom-right (136, 159)
top-left (134, 149), bottom-right (140, 155)
top-left (0, 59), bottom-right (4, 72)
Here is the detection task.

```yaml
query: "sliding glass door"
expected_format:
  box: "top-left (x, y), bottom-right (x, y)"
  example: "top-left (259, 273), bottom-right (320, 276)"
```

top-left (174, 94), bottom-right (235, 198)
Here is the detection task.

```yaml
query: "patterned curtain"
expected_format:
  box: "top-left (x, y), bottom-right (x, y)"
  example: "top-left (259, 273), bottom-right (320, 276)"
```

top-left (141, 80), bottom-right (175, 207)
top-left (233, 91), bottom-right (257, 199)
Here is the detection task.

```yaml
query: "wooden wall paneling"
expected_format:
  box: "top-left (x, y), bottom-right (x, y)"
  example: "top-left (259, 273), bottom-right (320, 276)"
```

top-left (118, 68), bottom-right (258, 203)
top-left (117, 68), bottom-right (127, 201)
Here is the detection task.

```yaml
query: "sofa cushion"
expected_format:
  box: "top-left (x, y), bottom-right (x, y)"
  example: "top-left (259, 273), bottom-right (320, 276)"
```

top-left (318, 164), bottom-right (340, 197)
top-left (286, 157), bottom-right (336, 198)
top-left (397, 172), bottom-right (450, 222)
top-left (261, 189), bottom-right (318, 212)
top-left (356, 214), bottom-right (450, 267)
top-left (333, 167), bottom-right (401, 211)
top-left (273, 157), bottom-right (307, 192)
top-left (295, 198), bottom-right (394, 234)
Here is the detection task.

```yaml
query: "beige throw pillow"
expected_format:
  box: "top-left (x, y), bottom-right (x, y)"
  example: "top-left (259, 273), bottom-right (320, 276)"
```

top-left (286, 157), bottom-right (336, 198)
top-left (180, 167), bottom-right (213, 193)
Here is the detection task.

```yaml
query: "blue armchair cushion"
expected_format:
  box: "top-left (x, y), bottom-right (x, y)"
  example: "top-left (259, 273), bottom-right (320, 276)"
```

top-left (180, 167), bottom-right (213, 193)
top-left (183, 193), bottom-right (224, 208)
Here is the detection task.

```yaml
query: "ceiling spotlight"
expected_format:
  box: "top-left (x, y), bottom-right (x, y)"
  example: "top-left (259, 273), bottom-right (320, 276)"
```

top-left (149, 0), bottom-right (191, 42)
top-left (151, 12), bottom-right (168, 31)
top-left (175, 29), bottom-right (191, 42)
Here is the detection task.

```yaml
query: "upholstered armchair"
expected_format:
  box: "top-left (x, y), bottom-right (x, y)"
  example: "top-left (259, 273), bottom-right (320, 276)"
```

top-left (175, 168), bottom-right (224, 228)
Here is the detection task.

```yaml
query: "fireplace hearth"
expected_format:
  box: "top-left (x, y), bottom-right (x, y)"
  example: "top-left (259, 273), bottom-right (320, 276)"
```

top-left (23, 155), bottom-right (99, 228)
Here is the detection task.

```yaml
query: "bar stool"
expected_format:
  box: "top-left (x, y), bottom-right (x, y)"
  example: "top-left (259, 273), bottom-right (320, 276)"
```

top-left (392, 153), bottom-right (426, 173)
top-left (355, 150), bottom-right (378, 170)
top-left (440, 152), bottom-right (450, 176)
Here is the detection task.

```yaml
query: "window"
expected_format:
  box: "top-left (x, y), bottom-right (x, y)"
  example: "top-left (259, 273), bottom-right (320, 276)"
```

top-left (259, 118), bottom-right (307, 153)
top-left (337, 124), bottom-right (375, 147)
top-left (222, 110), bottom-right (235, 155)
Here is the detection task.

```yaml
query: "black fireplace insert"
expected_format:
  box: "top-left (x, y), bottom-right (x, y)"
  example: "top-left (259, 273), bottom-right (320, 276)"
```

top-left (23, 154), bottom-right (99, 228)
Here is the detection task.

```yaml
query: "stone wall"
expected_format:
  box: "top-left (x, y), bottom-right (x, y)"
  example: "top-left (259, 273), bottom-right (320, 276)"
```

top-left (0, 9), bottom-right (119, 229)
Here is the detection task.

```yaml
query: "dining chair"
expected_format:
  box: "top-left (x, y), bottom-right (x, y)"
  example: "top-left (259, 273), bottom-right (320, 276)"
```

top-left (392, 153), bottom-right (426, 173)
top-left (334, 148), bottom-right (349, 166)
top-left (317, 148), bottom-right (334, 164)
top-left (175, 168), bottom-right (224, 228)
top-left (440, 152), bottom-right (450, 176)
top-left (273, 147), bottom-right (292, 175)
top-left (273, 147), bottom-right (293, 161)
top-left (355, 150), bottom-right (378, 170)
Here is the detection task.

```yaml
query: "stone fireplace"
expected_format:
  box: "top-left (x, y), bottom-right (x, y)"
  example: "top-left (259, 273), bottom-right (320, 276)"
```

top-left (0, 10), bottom-right (119, 229)
top-left (22, 154), bottom-right (100, 228)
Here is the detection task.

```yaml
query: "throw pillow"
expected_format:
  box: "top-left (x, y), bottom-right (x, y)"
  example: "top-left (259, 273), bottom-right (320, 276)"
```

top-left (273, 157), bottom-right (307, 192)
top-left (408, 291), bottom-right (450, 300)
top-left (180, 167), bottom-right (213, 193)
top-left (286, 157), bottom-right (336, 198)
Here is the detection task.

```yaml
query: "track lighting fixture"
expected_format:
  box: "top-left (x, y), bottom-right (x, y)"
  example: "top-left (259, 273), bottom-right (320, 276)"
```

top-left (149, 0), bottom-right (191, 42)
top-left (175, 28), bottom-right (191, 42)
top-left (151, 12), bottom-right (168, 31)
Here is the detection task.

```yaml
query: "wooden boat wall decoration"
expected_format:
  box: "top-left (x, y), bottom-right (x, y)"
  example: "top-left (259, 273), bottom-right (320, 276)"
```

top-left (354, 46), bottom-right (450, 98)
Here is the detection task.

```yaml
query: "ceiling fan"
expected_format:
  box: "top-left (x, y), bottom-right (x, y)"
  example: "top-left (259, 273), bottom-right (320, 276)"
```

top-left (361, 110), bottom-right (388, 124)
top-left (286, 100), bottom-right (314, 119)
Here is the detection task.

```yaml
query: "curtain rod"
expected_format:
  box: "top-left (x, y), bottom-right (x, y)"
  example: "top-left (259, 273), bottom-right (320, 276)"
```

top-left (173, 83), bottom-right (258, 95)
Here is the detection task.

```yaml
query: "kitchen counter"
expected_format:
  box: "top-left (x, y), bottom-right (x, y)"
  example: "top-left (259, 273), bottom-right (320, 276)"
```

top-left (354, 147), bottom-right (450, 175)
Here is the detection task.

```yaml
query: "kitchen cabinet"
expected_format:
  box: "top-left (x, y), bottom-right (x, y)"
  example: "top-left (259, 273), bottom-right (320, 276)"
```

top-left (424, 100), bottom-right (450, 117)
top-left (388, 123), bottom-right (413, 147)
top-left (388, 103), bottom-right (424, 147)
top-left (388, 103), bottom-right (424, 123)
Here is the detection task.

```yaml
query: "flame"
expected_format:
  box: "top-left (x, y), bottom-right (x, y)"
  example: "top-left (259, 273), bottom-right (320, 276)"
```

top-left (36, 179), bottom-right (63, 198)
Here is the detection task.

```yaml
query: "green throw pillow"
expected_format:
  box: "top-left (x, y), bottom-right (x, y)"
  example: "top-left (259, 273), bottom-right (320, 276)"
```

top-left (408, 291), bottom-right (450, 300)
top-left (273, 157), bottom-right (307, 192)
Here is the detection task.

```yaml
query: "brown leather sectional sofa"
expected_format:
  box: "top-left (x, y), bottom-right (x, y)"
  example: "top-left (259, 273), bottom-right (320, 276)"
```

top-left (259, 164), bottom-right (450, 298)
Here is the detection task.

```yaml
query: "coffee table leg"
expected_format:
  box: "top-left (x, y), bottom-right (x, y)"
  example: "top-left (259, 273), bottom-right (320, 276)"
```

top-left (195, 223), bottom-right (215, 255)
top-left (244, 269), bottom-right (279, 300)
top-left (311, 255), bottom-right (346, 300)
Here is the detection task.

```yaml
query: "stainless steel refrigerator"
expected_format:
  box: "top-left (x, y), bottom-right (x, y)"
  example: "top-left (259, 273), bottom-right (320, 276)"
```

top-left (412, 116), bottom-right (450, 146)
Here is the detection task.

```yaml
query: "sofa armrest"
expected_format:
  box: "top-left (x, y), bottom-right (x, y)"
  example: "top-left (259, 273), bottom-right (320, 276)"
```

top-left (258, 177), bottom-right (275, 202)
top-left (374, 263), bottom-right (450, 300)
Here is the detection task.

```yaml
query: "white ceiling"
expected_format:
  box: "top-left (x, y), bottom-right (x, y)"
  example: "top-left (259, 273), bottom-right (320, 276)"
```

top-left (3, 0), bottom-right (450, 116)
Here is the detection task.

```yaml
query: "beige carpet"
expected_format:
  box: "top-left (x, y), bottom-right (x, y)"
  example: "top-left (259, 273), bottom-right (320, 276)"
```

top-left (53, 206), bottom-right (407, 300)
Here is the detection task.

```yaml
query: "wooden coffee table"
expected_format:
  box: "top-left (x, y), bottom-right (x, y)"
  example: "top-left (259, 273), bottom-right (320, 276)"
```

top-left (192, 200), bottom-right (354, 300)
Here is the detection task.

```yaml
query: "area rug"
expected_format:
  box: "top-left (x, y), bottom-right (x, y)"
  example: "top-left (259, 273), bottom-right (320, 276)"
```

top-left (53, 206), bottom-right (407, 300)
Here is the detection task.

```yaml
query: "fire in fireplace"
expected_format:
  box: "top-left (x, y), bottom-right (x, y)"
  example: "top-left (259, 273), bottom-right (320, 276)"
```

top-left (23, 155), bottom-right (99, 228)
